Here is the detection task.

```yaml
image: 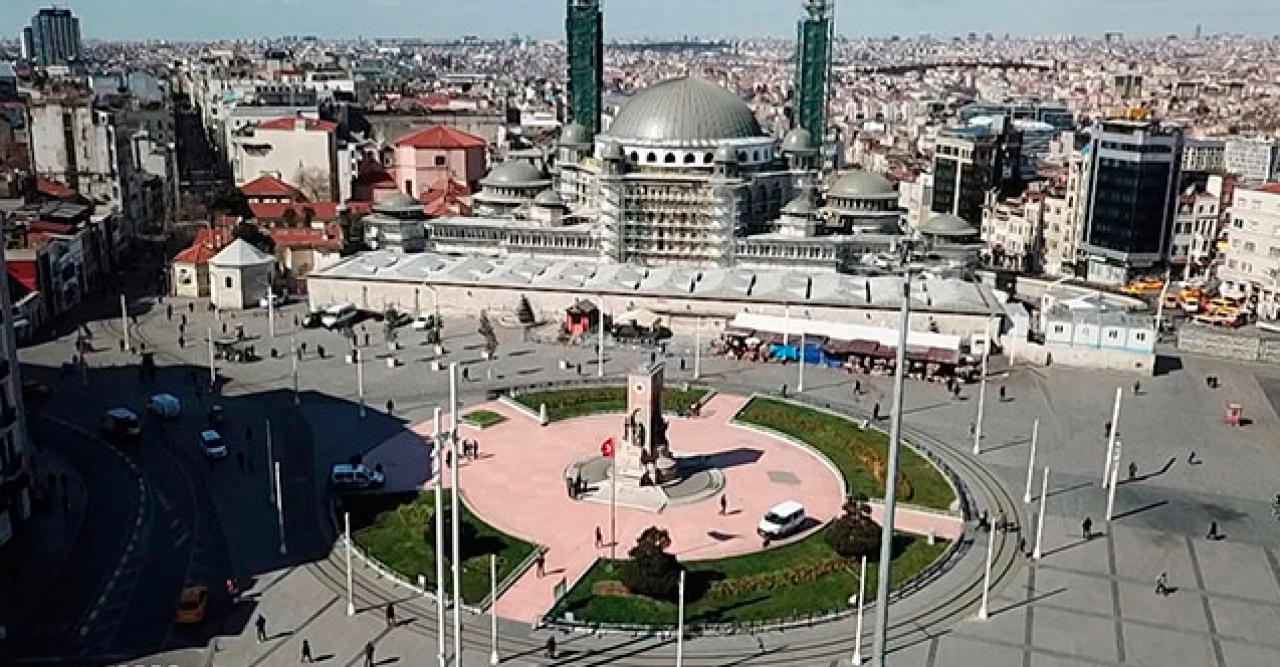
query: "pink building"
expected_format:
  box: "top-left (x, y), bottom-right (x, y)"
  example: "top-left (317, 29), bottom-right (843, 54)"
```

top-left (392, 125), bottom-right (487, 198)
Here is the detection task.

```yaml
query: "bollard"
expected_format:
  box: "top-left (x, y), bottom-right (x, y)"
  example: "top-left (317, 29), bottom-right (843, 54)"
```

top-left (539, 403), bottom-right (549, 426)
top-left (927, 528), bottom-right (936, 545)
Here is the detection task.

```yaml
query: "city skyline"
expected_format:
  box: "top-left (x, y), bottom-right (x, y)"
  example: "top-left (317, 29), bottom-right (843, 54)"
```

top-left (4, 0), bottom-right (1279, 41)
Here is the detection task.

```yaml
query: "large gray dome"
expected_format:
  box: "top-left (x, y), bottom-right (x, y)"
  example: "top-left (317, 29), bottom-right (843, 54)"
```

top-left (481, 160), bottom-right (548, 187)
top-left (605, 77), bottom-right (764, 143)
top-left (830, 171), bottom-right (896, 199)
top-left (559, 122), bottom-right (592, 146)
top-left (920, 213), bottom-right (978, 237)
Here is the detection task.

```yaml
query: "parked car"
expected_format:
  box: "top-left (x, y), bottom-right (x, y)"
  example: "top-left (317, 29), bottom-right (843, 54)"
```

top-left (321, 303), bottom-right (359, 330)
top-left (174, 584), bottom-right (208, 624)
top-left (198, 430), bottom-right (228, 460)
top-left (302, 311), bottom-right (324, 329)
top-left (258, 292), bottom-right (288, 309)
top-left (148, 393), bottom-right (182, 419)
top-left (411, 315), bottom-right (437, 331)
top-left (329, 463), bottom-right (386, 491)
top-left (102, 408), bottom-right (141, 441)
top-left (757, 500), bottom-right (806, 540)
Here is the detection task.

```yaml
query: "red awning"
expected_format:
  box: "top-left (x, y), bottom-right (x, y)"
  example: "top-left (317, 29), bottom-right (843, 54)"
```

top-left (7, 261), bottom-right (37, 292)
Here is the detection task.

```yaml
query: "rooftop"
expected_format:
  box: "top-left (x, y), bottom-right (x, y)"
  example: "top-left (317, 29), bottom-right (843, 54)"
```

top-left (396, 125), bottom-right (486, 149)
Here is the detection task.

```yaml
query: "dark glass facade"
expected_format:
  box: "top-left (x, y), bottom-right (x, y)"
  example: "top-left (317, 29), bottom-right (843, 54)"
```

top-left (794, 1), bottom-right (833, 141)
top-left (566, 0), bottom-right (603, 136)
top-left (1087, 157), bottom-right (1175, 255)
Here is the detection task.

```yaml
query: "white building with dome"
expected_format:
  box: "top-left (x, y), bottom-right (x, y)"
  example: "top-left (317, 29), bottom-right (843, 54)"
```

top-left (419, 76), bottom-right (907, 273)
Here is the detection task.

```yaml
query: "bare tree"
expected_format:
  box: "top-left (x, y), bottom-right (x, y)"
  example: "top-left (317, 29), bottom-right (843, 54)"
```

top-left (293, 167), bottom-right (331, 202)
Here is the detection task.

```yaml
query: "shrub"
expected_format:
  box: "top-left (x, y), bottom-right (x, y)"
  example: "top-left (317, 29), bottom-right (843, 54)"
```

top-left (824, 497), bottom-right (882, 559)
top-left (705, 558), bottom-right (854, 598)
top-left (620, 527), bottom-right (682, 601)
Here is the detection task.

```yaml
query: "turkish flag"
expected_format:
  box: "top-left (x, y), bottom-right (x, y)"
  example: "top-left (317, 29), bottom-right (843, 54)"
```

top-left (600, 437), bottom-right (615, 458)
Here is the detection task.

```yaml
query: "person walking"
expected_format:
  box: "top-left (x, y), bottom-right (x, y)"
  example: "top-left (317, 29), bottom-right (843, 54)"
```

top-left (536, 552), bottom-right (546, 578)
top-left (872, 403), bottom-right (881, 421)
top-left (1082, 516), bottom-right (1093, 540)
top-left (545, 636), bottom-right (557, 659)
top-left (1207, 521), bottom-right (1220, 540)
top-left (1018, 535), bottom-right (1027, 557)
top-left (1133, 380), bottom-right (1141, 395)
top-left (166, 304), bottom-right (173, 321)
top-left (385, 602), bottom-right (396, 627)
top-left (363, 641), bottom-right (375, 667)
top-left (1155, 572), bottom-right (1169, 596)
top-left (255, 614), bottom-right (268, 642)
top-left (386, 399), bottom-right (395, 416)
top-left (720, 494), bottom-right (728, 515)
top-left (595, 526), bottom-right (603, 548)
top-left (853, 379), bottom-right (862, 395)
top-left (1128, 461), bottom-right (1138, 480)
top-left (999, 385), bottom-right (1007, 401)
top-left (301, 638), bottom-right (313, 663)
top-left (780, 383), bottom-right (788, 398)
top-left (1188, 449), bottom-right (1198, 464)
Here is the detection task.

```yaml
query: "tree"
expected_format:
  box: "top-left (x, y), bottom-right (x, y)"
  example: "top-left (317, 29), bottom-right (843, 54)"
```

top-left (477, 310), bottom-right (499, 357)
top-left (824, 494), bottom-right (882, 560)
top-left (620, 527), bottom-right (682, 601)
top-left (294, 167), bottom-right (331, 202)
top-left (233, 221), bottom-right (276, 254)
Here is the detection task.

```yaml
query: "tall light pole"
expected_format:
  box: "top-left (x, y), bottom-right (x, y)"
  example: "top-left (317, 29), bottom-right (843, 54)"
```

top-left (290, 335), bottom-right (299, 405)
top-left (207, 326), bottom-right (216, 388)
top-left (1033, 466), bottom-right (1049, 560)
top-left (597, 300), bottom-right (605, 378)
top-left (356, 348), bottom-right (366, 419)
top-left (1106, 441), bottom-right (1122, 522)
top-left (449, 363), bottom-right (462, 665)
top-left (977, 518), bottom-right (996, 620)
top-left (972, 318), bottom-right (991, 456)
top-left (433, 407), bottom-right (446, 667)
top-left (797, 330), bottom-right (806, 393)
top-left (1102, 387), bottom-right (1122, 486)
top-left (872, 271), bottom-right (913, 667)
top-left (267, 285), bottom-right (276, 338)
top-left (693, 317), bottom-right (702, 381)
top-left (489, 553), bottom-right (499, 665)
top-left (120, 293), bottom-right (130, 351)
top-left (676, 569), bottom-right (686, 667)
top-left (1023, 419), bottom-right (1039, 504)
top-left (345, 511), bottom-right (355, 616)
top-left (274, 460), bottom-right (287, 555)
top-left (266, 418), bottom-right (275, 505)
top-left (852, 554), bottom-right (867, 664)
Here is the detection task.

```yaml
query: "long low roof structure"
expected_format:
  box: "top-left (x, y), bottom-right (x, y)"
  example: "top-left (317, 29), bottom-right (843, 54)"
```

top-left (727, 312), bottom-right (963, 352)
top-left (308, 250), bottom-right (1001, 316)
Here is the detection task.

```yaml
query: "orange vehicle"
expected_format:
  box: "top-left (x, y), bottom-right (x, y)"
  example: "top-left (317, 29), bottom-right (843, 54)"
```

top-left (175, 585), bottom-right (208, 624)
top-left (1161, 293), bottom-right (1180, 310)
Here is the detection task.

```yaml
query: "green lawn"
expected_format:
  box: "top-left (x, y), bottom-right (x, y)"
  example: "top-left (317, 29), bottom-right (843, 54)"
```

top-left (551, 528), bottom-right (949, 625)
top-left (461, 410), bottom-right (507, 429)
top-left (514, 386), bottom-right (709, 422)
top-left (349, 491), bottom-right (536, 605)
top-left (735, 397), bottom-right (955, 511)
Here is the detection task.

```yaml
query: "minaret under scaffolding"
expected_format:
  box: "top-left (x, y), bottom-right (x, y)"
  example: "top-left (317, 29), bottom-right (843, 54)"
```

top-left (566, 0), bottom-right (604, 137)
top-left (794, 0), bottom-right (834, 146)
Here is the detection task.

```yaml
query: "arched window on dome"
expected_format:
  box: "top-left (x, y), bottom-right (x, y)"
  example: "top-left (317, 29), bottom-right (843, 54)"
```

top-left (664, 153), bottom-right (677, 164)
top-left (646, 152), bottom-right (657, 163)
top-left (630, 151), bottom-right (639, 162)
top-left (738, 151), bottom-right (748, 162)
top-left (703, 153), bottom-right (714, 164)
top-left (683, 153), bottom-right (696, 164)
top-left (752, 150), bottom-right (760, 162)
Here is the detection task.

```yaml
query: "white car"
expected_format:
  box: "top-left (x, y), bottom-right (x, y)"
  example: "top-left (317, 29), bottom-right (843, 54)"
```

top-left (329, 464), bottom-right (386, 490)
top-left (411, 315), bottom-right (436, 331)
top-left (757, 501), bottom-right (806, 540)
top-left (147, 393), bottom-right (182, 419)
top-left (258, 293), bottom-right (288, 309)
top-left (198, 430), bottom-right (228, 460)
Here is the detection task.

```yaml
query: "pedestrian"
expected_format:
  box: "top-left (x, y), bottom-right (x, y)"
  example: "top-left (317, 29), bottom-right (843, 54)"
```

top-left (317, 345), bottom-right (325, 359)
top-left (226, 577), bottom-right (238, 601)
top-left (300, 342), bottom-right (308, 355)
top-left (1133, 380), bottom-right (1141, 395)
top-left (953, 384), bottom-right (962, 400)
top-left (236, 451), bottom-right (246, 472)
top-left (720, 494), bottom-right (728, 515)
top-left (996, 511), bottom-right (1007, 532)
top-left (536, 552), bottom-right (546, 578)
top-left (293, 315), bottom-right (299, 327)
top-left (1082, 516), bottom-right (1093, 540)
top-left (999, 385), bottom-right (1007, 401)
top-left (545, 636), bottom-right (557, 659)
top-left (1018, 536), bottom-right (1027, 557)
top-left (189, 302), bottom-right (195, 313)
top-left (364, 641), bottom-right (375, 667)
top-left (472, 440), bottom-right (480, 458)
top-left (595, 526), bottom-right (603, 548)
top-left (255, 614), bottom-right (268, 642)
top-left (178, 335), bottom-right (185, 348)
top-left (854, 379), bottom-right (861, 395)
top-left (385, 602), bottom-right (396, 627)
top-left (301, 638), bottom-right (313, 662)
top-left (386, 399), bottom-right (395, 416)
top-left (780, 383), bottom-right (788, 398)
top-left (1188, 449), bottom-right (1198, 464)
top-left (1207, 521), bottom-right (1219, 540)
top-left (119, 339), bottom-right (125, 352)
top-left (978, 510), bottom-right (989, 531)
top-left (872, 403), bottom-right (881, 421)
top-left (181, 313), bottom-right (187, 326)
top-left (445, 449), bottom-right (452, 469)
top-left (1128, 461), bottom-right (1138, 480)
top-left (222, 322), bottom-right (227, 334)
top-left (1104, 421), bottom-right (1112, 438)
top-left (462, 367), bottom-right (470, 381)
top-left (166, 304), bottom-right (173, 321)
top-left (364, 332), bottom-right (370, 347)
top-left (1155, 572), bottom-right (1169, 596)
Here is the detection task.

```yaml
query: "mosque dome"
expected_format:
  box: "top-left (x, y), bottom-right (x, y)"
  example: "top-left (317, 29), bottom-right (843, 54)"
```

top-left (604, 77), bottom-right (764, 144)
top-left (559, 122), bottom-right (592, 146)
top-left (781, 127), bottom-right (816, 153)
top-left (829, 171), bottom-right (896, 199)
top-left (481, 161), bottom-right (548, 188)
top-left (533, 190), bottom-right (564, 207)
top-left (374, 192), bottom-right (424, 215)
top-left (920, 213), bottom-right (978, 237)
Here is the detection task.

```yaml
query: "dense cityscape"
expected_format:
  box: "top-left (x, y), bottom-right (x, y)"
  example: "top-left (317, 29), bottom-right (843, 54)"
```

top-left (1, 2), bottom-right (1280, 666)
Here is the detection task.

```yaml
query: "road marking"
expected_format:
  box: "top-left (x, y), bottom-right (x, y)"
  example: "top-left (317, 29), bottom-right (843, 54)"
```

top-left (1186, 536), bottom-right (1227, 667)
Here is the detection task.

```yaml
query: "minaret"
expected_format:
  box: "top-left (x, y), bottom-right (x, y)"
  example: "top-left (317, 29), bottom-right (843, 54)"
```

top-left (794, 0), bottom-right (834, 146)
top-left (566, 0), bottom-right (604, 137)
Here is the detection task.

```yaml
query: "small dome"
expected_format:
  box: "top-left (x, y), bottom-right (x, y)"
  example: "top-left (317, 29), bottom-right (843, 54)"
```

top-left (920, 213), bottom-right (978, 237)
top-left (481, 161), bottom-right (548, 187)
top-left (781, 193), bottom-right (813, 216)
top-left (533, 189), bottom-right (564, 207)
top-left (600, 141), bottom-right (625, 161)
top-left (829, 171), bottom-right (896, 199)
top-left (375, 192), bottom-right (423, 213)
top-left (604, 77), bottom-right (764, 143)
top-left (559, 122), bottom-right (592, 146)
top-left (713, 145), bottom-right (739, 163)
top-left (781, 127), bottom-right (816, 153)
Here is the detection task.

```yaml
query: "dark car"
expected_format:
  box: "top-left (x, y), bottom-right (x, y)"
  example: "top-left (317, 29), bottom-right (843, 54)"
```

top-left (302, 311), bottom-right (324, 329)
top-left (102, 408), bottom-right (142, 441)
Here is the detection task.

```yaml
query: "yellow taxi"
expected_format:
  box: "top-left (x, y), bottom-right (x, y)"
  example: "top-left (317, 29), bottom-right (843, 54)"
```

top-left (175, 585), bottom-right (208, 624)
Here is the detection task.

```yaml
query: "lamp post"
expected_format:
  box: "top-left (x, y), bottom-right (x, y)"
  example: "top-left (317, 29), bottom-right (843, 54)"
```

top-left (433, 407), bottom-right (446, 667)
top-left (120, 293), bottom-right (130, 351)
top-left (489, 553), bottom-right (499, 665)
top-left (1106, 441), bottom-right (1122, 522)
top-left (797, 330), bottom-right (806, 393)
top-left (852, 554), bottom-right (867, 664)
top-left (977, 517), bottom-right (996, 620)
top-left (972, 318), bottom-right (991, 455)
top-left (267, 285), bottom-right (275, 338)
top-left (1033, 466), bottom-right (1049, 560)
top-left (872, 269), bottom-right (913, 667)
top-left (449, 363), bottom-right (462, 665)
top-left (597, 299), bottom-right (605, 377)
top-left (207, 326), bottom-right (216, 388)
top-left (1023, 419), bottom-right (1039, 504)
top-left (274, 461), bottom-right (287, 556)
top-left (676, 570), bottom-right (686, 667)
top-left (1102, 387), bottom-right (1122, 486)
top-left (345, 511), bottom-right (354, 616)
top-left (356, 348), bottom-right (366, 419)
top-left (290, 335), bottom-right (299, 405)
top-left (693, 317), bottom-right (702, 381)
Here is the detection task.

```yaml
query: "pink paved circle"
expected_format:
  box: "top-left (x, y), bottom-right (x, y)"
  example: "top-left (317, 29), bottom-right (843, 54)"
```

top-left (445, 393), bottom-right (844, 621)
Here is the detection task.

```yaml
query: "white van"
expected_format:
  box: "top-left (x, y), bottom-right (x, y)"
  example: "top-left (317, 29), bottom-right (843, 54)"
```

top-left (757, 501), bottom-right (806, 540)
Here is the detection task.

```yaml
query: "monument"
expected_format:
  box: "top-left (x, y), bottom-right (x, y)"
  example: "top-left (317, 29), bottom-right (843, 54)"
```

top-left (618, 362), bottom-right (677, 485)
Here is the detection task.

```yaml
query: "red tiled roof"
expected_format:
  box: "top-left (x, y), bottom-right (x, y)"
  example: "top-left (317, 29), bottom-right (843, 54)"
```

top-left (256, 116), bottom-right (338, 133)
top-left (249, 202), bottom-right (339, 222)
top-left (241, 175), bottom-right (306, 200)
top-left (354, 170), bottom-right (395, 187)
top-left (173, 228), bottom-right (233, 265)
top-left (396, 125), bottom-right (486, 150)
top-left (1258, 183), bottom-right (1280, 195)
top-left (7, 261), bottom-right (37, 292)
top-left (421, 176), bottom-right (472, 217)
top-left (268, 226), bottom-right (343, 251)
top-left (346, 202), bottom-right (373, 216)
top-left (35, 177), bottom-right (75, 199)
